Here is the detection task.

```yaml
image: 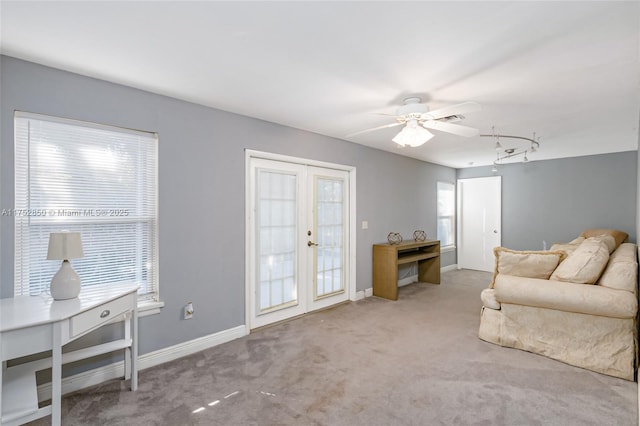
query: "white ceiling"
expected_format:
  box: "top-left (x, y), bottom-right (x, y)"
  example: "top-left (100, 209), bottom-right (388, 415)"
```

top-left (1, 1), bottom-right (638, 168)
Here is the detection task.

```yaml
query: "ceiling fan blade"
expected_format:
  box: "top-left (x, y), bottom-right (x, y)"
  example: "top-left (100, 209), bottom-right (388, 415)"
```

top-left (370, 112), bottom-right (399, 117)
top-left (346, 122), bottom-right (403, 138)
top-left (422, 121), bottom-right (479, 137)
top-left (424, 102), bottom-right (482, 120)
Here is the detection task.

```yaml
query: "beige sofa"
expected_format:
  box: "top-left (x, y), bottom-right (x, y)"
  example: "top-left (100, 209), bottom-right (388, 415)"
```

top-left (479, 229), bottom-right (638, 380)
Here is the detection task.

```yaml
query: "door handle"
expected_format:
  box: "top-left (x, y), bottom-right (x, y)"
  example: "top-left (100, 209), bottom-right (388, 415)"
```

top-left (307, 241), bottom-right (318, 247)
top-left (493, 230), bottom-right (498, 234)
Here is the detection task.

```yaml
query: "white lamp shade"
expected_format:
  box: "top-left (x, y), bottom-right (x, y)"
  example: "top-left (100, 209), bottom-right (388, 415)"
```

top-left (47, 231), bottom-right (84, 260)
top-left (392, 121), bottom-right (434, 147)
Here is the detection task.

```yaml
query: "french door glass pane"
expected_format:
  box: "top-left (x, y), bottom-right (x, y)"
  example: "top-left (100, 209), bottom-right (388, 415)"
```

top-left (257, 170), bottom-right (298, 312)
top-left (316, 177), bottom-right (344, 297)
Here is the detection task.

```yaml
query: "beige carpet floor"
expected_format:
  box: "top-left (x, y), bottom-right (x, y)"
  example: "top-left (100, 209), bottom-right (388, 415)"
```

top-left (30, 269), bottom-right (637, 425)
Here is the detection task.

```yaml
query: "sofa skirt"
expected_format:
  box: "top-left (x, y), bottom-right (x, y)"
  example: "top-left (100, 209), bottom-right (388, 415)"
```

top-left (479, 304), bottom-right (637, 381)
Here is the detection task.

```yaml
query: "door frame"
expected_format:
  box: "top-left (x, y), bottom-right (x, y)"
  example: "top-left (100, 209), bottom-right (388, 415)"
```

top-left (244, 150), bottom-right (357, 332)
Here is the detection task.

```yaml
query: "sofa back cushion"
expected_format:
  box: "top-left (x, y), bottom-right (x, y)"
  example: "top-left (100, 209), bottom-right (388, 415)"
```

top-left (490, 247), bottom-right (566, 288)
top-left (590, 234), bottom-right (617, 253)
top-left (608, 242), bottom-right (636, 263)
top-left (550, 238), bottom-right (610, 284)
top-left (580, 229), bottom-right (628, 250)
top-left (598, 243), bottom-right (638, 293)
top-left (494, 275), bottom-right (637, 319)
top-left (550, 236), bottom-right (585, 256)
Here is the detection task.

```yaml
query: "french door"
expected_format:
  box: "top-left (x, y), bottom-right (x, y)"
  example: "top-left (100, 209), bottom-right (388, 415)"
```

top-left (247, 156), bottom-right (351, 329)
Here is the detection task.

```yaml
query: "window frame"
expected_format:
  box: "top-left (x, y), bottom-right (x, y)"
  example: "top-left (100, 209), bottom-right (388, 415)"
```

top-left (13, 111), bottom-right (161, 311)
top-left (436, 181), bottom-right (456, 250)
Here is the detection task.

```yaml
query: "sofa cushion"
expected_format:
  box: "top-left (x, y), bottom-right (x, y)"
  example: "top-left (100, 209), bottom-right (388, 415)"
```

top-left (598, 243), bottom-right (638, 293)
top-left (591, 234), bottom-right (616, 253)
top-left (609, 242), bottom-right (637, 263)
top-left (490, 247), bottom-right (566, 288)
top-left (551, 238), bottom-right (631, 266)
top-left (493, 275), bottom-right (638, 319)
top-left (580, 229), bottom-right (628, 249)
top-left (550, 238), bottom-right (609, 284)
top-left (598, 262), bottom-right (638, 293)
top-left (550, 237), bottom-right (586, 256)
top-left (549, 243), bottom-right (578, 256)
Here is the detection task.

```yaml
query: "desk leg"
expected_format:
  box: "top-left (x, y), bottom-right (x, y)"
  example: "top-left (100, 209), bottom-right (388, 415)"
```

top-left (1, 342), bottom-right (4, 423)
top-left (51, 325), bottom-right (62, 426)
top-left (124, 312), bottom-right (131, 381)
top-left (131, 294), bottom-right (138, 391)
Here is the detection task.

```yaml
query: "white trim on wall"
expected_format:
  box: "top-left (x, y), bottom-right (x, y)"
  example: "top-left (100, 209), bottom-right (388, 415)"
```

top-left (441, 264), bottom-right (458, 273)
top-left (37, 325), bottom-right (247, 402)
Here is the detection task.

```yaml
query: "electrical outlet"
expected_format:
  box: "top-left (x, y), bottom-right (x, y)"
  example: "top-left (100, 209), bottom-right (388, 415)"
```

top-left (362, 221), bottom-right (368, 230)
top-left (184, 302), bottom-right (194, 320)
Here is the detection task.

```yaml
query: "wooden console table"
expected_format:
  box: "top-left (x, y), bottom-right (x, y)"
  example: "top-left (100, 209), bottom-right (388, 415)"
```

top-left (373, 240), bottom-right (440, 300)
top-left (0, 283), bottom-right (138, 426)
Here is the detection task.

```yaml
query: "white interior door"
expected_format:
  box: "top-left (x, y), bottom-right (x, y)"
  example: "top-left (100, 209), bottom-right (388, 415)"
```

top-left (248, 158), bottom-right (350, 329)
top-left (457, 176), bottom-right (501, 272)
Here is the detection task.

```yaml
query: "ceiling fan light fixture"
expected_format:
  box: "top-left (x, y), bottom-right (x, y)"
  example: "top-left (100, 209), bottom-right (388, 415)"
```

top-left (392, 120), bottom-right (434, 147)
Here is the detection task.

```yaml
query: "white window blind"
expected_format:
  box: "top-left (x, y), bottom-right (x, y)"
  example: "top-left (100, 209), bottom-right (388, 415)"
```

top-left (14, 112), bottom-right (159, 302)
top-left (437, 181), bottom-right (455, 249)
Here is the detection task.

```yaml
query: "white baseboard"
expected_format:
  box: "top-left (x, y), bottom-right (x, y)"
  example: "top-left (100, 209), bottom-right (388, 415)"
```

top-left (442, 264), bottom-right (458, 273)
top-left (138, 325), bottom-right (246, 371)
top-left (37, 325), bottom-right (247, 401)
top-left (355, 287), bottom-right (373, 300)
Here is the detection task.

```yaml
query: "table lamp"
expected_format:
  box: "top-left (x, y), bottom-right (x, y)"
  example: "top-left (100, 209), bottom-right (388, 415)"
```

top-left (47, 231), bottom-right (84, 300)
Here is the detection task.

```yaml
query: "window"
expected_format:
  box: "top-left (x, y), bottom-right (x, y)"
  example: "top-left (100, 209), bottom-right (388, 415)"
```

top-left (437, 181), bottom-right (455, 249)
top-left (14, 112), bottom-right (159, 303)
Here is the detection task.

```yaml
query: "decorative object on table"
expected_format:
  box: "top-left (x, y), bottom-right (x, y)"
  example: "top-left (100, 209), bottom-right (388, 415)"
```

top-left (47, 231), bottom-right (84, 300)
top-left (413, 230), bottom-right (426, 242)
top-left (387, 232), bottom-right (403, 245)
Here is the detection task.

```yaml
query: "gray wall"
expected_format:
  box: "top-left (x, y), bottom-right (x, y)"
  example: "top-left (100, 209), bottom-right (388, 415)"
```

top-left (4, 56), bottom-right (636, 376)
top-left (457, 152), bottom-right (638, 250)
top-left (0, 56), bottom-right (455, 357)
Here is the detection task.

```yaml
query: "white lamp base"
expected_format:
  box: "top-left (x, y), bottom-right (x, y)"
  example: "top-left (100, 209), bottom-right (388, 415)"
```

top-left (50, 260), bottom-right (81, 300)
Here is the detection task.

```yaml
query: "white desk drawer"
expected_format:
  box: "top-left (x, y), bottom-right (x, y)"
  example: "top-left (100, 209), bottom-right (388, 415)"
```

top-left (2, 324), bottom-right (52, 360)
top-left (70, 294), bottom-right (133, 338)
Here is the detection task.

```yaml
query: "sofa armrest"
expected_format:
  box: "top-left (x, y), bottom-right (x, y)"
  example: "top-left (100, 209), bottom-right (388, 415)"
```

top-left (481, 288), bottom-right (501, 310)
top-left (493, 274), bottom-right (637, 319)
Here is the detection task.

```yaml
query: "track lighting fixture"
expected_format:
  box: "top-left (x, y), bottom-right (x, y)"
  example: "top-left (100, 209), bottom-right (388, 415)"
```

top-left (481, 127), bottom-right (540, 170)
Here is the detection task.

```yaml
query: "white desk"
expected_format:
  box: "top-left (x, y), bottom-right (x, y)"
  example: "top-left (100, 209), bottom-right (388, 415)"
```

top-left (0, 284), bottom-right (138, 426)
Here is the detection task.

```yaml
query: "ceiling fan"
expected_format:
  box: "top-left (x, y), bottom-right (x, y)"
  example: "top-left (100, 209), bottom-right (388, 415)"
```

top-left (348, 97), bottom-right (482, 147)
